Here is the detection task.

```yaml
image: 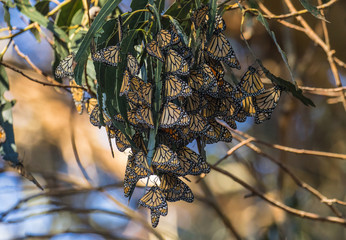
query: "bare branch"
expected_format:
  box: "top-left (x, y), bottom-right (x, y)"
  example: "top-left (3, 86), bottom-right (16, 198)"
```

top-left (0, 62), bottom-right (87, 91)
top-left (210, 165), bottom-right (346, 226)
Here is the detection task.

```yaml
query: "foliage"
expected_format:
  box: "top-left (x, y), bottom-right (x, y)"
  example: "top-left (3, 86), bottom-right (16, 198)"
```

top-left (0, 0), bottom-right (345, 239)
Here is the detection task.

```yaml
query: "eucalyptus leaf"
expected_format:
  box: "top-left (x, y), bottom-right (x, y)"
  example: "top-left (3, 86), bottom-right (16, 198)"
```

top-left (257, 60), bottom-right (315, 107)
top-left (256, 12), bottom-right (295, 85)
top-left (299, 0), bottom-right (326, 21)
top-left (14, 0), bottom-right (69, 43)
top-left (74, 0), bottom-right (122, 85)
top-left (34, 0), bottom-right (50, 16)
top-left (56, 0), bottom-right (83, 27)
top-left (165, 0), bottom-right (192, 21)
top-left (0, 66), bottom-right (19, 166)
top-left (3, 5), bottom-right (12, 30)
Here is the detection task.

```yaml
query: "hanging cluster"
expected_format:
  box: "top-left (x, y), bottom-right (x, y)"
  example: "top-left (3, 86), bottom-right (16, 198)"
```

top-left (54, 4), bottom-right (282, 228)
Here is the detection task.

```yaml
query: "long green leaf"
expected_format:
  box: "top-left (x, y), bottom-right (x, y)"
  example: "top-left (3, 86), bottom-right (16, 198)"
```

top-left (256, 12), bottom-right (296, 85)
top-left (0, 66), bottom-right (19, 165)
top-left (14, 0), bottom-right (69, 43)
top-left (56, 0), bottom-right (83, 27)
top-left (74, 0), bottom-right (122, 84)
top-left (165, 0), bottom-right (192, 20)
top-left (257, 60), bottom-right (315, 107)
top-left (299, 0), bottom-right (326, 21)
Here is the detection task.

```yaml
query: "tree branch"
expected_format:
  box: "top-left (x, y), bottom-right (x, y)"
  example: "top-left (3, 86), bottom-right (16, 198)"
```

top-left (210, 165), bottom-right (346, 227)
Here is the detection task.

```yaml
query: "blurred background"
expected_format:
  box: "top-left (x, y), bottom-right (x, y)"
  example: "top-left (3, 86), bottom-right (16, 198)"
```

top-left (0, 0), bottom-right (345, 239)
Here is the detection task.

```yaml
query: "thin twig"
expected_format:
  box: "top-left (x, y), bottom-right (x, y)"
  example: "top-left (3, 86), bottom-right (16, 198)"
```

top-left (230, 131), bottom-right (345, 217)
top-left (334, 57), bottom-right (346, 69)
top-left (70, 106), bottom-right (93, 182)
top-left (300, 86), bottom-right (346, 97)
top-left (198, 181), bottom-right (242, 240)
top-left (13, 44), bottom-right (57, 85)
top-left (233, 129), bottom-right (346, 161)
top-left (283, 0), bottom-right (346, 110)
top-left (5, 207), bottom-right (128, 224)
top-left (47, 0), bottom-right (73, 17)
top-left (0, 62), bottom-right (86, 90)
top-left (214, 137), bottom-right (255, 167)
top-left (251, 0), bottom-right (337, 20)
top-left (257, 3), bottom-right (306, 32)
top-left (210, 165), bottom-right (346, 226)
top-left (0, 23), bottom-right (35, 40)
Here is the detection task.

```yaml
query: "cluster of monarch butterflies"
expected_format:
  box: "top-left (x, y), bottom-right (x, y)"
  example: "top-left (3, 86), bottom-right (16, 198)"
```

top-left (55, 5), bottom-right (282, 228)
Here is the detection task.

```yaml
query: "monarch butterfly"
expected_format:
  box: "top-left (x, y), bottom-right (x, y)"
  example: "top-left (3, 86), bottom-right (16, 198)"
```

top-left (165, 75), bottom-right (192, 100)
top-left (219, 126), bottom-right (233, 142)
top-left (223, 118), bottom-right (238, 130)
top-left (136, 106), bottom-right (154, 129)
top-left (241, 96), bottom-right (256, 116)
top-left (138, 186), bottom-right (168, 216)
top-left (120, 69), bottom-right (131, 96)
top-left (184, 91), bottom-right (202, 113)
top-left (253, 86), bottom-right (281, 123)
top-left (181, 46), bottom-right (193, 60)
top-left (201, 63), bottom-right (217, 83)
top-left (170, 24), bottom-right (182, 44)
top-left (157, 29), bottom-right (179, 49)
top-left (152, 144), bottom-right (179, 171)
top-left (0, 125), bottom-right (6, 144)
top-left (55, 53), bottom-right (75, 78)
top-left (206, 32), bottom-right (235, 61)
top-left (188, 70), bottom-right (205, 92)
top-left (89, 104), bottom-right (112, 127)
top-left (165, 49), bottom-right (189, 75)
top-left (146, 40), bottom-right (164, 62)
top-left (150, 210), bottom-right (161, 228)
top-left (91, 50), bottom-right (103, 62)
top-left (223, 54), bottom-right (241, 70)
top-left (219, 97), bottom-right (240, 119)
top-left (127, 54), bottom-right (140, 76)
top-left (101, 45), bottom-right (121, 66)
top-left (234, 109), bottom-right (247, 122)
top-left (129, 76), bottom-right (152, 106)
top-left (160, 174), bottom-right (194, 203)
top-left (114, 129), bottom-right (131, 152)
top-left (177, 112), bottom-right (190, 126)
top-left (214, 14), bottom-right (226, 33)
top-left (255, 111), bottom-right (273, 124)
top-left (191, 5), bottom-right (209, 29)
top-left (217, 79), bottom-right (233, 98)
top-left (134, 151), bottom-right (152, 178)
top-left (106, 126), bottom-right (116, 139)
top-left (160, 102), bottom-right (186, 128)
top-left (114, 112), bottom-right (125, 122)
top-left (158, 128), bottom-right (181, 146)
top-left (201, 96), bottom-right (219, 119)
top-left (70, 80), bottom-right (84, 114)
top-left (189, 113), bottom-right (208, 134)
top-left (85, 98), bottom-right (98, 115)
top-left (89, 104), bottom-right (102, 127)
top-left (203, 120), bottom-right (224, 144)
top-left (204, 54), bottom-right (225, 77)
top-left (124, 154), bottom-right (138, 198)
top-left (132, 132), bottom-right (145, 150)
top-left (127, 88), bottom-right (152, 107)
top-left (254, 86), bottom-right (281, 112)
top-left (240, 66), bottom-right (264, 96)
top-left (205, 79), bottom-right (219, 98)
top-left (127, 109), bottom-right (141, 127)
top-left (232, 86), bottom-right (246, 102)
top-left (176, 147), bottom-right (210, 176)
